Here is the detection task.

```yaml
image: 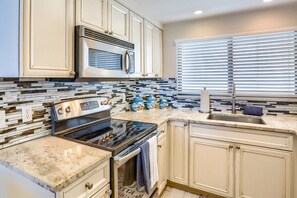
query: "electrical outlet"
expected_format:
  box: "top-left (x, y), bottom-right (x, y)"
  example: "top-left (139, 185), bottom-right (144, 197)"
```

top-left (22, 106), bottom-right (32, 122)
top-left (0, 111), bottom-right (6, 128)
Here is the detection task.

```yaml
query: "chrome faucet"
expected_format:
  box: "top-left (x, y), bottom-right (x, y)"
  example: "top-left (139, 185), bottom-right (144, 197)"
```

top-left (231, 83), bottom-right (236, 114)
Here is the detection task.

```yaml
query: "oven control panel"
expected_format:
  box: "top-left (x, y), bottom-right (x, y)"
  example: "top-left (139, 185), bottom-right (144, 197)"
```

top-left (53, 97), bottom-right (112, 121)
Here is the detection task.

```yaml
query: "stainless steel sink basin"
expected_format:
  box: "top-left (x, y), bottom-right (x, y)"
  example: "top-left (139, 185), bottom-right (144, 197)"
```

top-left (207, 114), bottom-right (266, 125)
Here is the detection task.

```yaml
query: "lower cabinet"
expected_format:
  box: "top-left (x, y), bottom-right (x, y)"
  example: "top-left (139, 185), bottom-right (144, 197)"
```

top-left (169, 121), bottom-right (189, 186)
top-left (188, 125), bottom-right (293, 198)
top-left (158, 134), bottom-right (167, 195)
top-left (235, 145), bottom-right (292, 198)
top-left (90, 184), bottom-right (111, 198)
top-left (157, 123), bottom-right (168, 195)
top-left (189, 138), bottom-right (234, 198)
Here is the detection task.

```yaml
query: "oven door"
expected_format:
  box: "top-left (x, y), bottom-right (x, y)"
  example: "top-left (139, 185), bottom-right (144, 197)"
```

top-left (111, 132), bottom-right (159, 198)
top-left (79, 37), bottom-right (134, 78)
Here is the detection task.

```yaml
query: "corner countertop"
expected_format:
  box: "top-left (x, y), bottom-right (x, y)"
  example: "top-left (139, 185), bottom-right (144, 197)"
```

top-left (0, 136), bottom-right (111, 192)
top-left (113, 109), bottom-right (297, 135)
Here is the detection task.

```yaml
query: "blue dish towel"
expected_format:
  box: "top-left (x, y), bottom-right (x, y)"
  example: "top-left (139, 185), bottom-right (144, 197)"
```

top-left (243, 106), bottom-right (263, 116)
top-left (136, 142), bottom-right (151, 194)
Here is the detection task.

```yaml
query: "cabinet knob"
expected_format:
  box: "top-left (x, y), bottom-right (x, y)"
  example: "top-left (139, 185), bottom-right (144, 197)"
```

top-left (161, 130), bottom-right (165, 133)
top-left (236, 146), bottom-right (241, 150)
top-left (158, 145), bottom-right (162, 148)
top-left (106, 189), bottom-right (112, 196)
top-left (109, 31), bottom-right (113, 35)
top-left (229, 145), bottom-right (234, 149)
top-left (65, 106), bottom-right (71, 113)
top-left (70, 71), bottom-right (76, 76)
top-left (85, 182), bottom-right (93, 190)
top-left (57, 108), bottom-right (63, 115)
top-left (184, 123), bottom-right (188, 127)
top-left (155, 74), bottom-right (159, 77)
top-left (105, 30), bottom-right (109, 34)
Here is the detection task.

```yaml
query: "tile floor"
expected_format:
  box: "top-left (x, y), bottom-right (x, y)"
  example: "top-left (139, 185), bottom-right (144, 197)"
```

top-left (160, 187), bottom-right (208, 198)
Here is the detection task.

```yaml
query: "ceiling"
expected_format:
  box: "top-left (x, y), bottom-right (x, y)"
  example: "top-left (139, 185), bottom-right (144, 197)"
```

top-left (117, 0), bottom-right (297, 25)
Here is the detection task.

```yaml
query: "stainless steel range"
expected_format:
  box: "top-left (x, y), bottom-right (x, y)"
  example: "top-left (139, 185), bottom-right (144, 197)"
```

top-left (51, 97), bottom-right (159, 198)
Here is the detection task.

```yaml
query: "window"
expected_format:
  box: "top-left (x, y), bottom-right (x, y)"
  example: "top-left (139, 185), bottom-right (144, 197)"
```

top-left (177, 30), bottom-right (297, 97)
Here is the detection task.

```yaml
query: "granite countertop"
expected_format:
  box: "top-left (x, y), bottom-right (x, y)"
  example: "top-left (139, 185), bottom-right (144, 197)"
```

top-left (0, 136), bottom-right (111, 192)
top-left (113, 109), bottom-right (297, 135)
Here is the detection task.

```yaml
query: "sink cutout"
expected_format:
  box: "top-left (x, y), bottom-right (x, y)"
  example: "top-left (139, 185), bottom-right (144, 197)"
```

top-left (207, 114), bottom-right (266, 125)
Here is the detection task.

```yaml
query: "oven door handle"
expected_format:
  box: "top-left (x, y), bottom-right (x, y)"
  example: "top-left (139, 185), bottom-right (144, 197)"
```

top-left (114, 148), bottom-right (140, 166)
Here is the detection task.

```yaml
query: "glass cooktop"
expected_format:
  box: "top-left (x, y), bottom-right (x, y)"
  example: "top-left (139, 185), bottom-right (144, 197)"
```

top-left (59, 119), bottom-right (157, 155)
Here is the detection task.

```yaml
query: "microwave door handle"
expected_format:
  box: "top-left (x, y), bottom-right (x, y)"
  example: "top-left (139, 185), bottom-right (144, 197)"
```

top-left (123, 50), bottom-right (132, 74)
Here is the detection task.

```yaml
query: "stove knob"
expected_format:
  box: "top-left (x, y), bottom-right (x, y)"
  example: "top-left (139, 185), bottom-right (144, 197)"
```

top-left (108, 100), bottom-right (112, 105)
top-left (65, 106), bottom-right (71, 113)
top-left (57, 108), bottom-right (64, 115)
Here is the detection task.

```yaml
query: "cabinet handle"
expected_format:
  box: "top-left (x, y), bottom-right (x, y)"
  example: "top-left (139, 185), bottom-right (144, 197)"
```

top-left (70, 71), bottom-right (76, 76)
top-left (104, 30), bottom-right (109, 34)
top-left (184, 123), bottom-right (188, 127)
top-left (161, 130), bottom-right (165, 133)
top-left (142, 74), bottom-right (145, 77)
top-left (155, 74), bottom-right (159, 77)
top-left (109, 31), bottom-right (113, 35)
top-left (85, 182), bottom-right (93, 190)
top-left (105, 189), bottom-right (112, 196)
top-left (158, 145), bottom-right (162, 148)
top-left (229, 145), bottom-right (234, 149)
top-left (236, 146), bottom-right (241, 150)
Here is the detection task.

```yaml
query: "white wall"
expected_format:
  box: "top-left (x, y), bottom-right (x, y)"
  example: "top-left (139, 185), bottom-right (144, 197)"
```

top-left (163, 3), bottom-right (297, 77)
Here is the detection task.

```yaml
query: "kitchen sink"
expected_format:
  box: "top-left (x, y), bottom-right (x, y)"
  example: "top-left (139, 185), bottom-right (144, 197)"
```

top-left (207, 114), bottom-right (266, 125)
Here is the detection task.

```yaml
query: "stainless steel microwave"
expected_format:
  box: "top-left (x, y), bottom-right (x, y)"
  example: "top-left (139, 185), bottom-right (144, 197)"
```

top-left (75, 26), bottom-right (135, 78)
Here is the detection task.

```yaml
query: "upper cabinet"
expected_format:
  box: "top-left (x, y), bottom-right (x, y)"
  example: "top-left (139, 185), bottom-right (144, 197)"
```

top-left (108, 0), bottom-right (129, 41)
top-left (76, 0), bottom-right (107, 32)
top-left (153, 27), bottom-right (163, 77)
top-left (129, 12), bottom-right (144, 77)
top-left (144, 20), bottom-right (155, 78)
top-left (23, 0), bottom-right (75, 78)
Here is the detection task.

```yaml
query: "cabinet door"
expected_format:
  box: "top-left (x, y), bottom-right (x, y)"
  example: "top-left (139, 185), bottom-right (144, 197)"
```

top-left (108, 0), bottom-right (129, 41)
top-left (235, 145), bottom-right (292, 198)
top-left (189, 138), bottom-right (234, 198)
top-left (158, 136), bottom-right (167, 195)
top-left (129, 12), bottom-right (144, 77)
top-left (76, 0), bottom-right (107, 32)
top-left (23, 0), bottom-right (75, 78)
top-left (153, 27), bottom-right (163, 78)
top-left (143, 20), bottom-right (154, 77)
top-left (169, 122), bottom-right (189, 185)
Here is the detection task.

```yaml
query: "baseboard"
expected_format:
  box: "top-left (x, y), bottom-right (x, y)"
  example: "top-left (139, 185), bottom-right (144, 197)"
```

top-left (167, 181), bottom-right (226, 198)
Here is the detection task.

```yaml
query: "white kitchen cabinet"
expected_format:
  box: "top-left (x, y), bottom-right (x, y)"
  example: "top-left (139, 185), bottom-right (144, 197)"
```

top-left (23, 0), bottom-right (75, 78)
top-left (129, 12), bottom-right (144, 77)
top-left (169, 121), bottom-right (189, 186)
top-left (76, 0), bottom-right (107, 32)
top-left (0, 159), bottom-right (111, 198)
top-left (143, 20), bottom-right (155, 78)
top-left (189, 138), bottom-right (234, 198)
top-left (235, 145), bottom-right (292, 198)
top-left (108, 0), bottom-right (129, 41)
top-left (153, 27), bottom-right (163, 78)
top-left (158, 135), bottom-right (167, 195)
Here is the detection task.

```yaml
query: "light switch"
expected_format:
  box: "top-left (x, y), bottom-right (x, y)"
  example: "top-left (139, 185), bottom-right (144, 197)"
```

top-left (22, 106), bottom-right (32, 122)
top-left (0, 111), bottom-right (6, 128)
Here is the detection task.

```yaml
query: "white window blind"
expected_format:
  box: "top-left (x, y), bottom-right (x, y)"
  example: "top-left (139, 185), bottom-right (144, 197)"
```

top-left (177, 30), bottom-right (297, 96)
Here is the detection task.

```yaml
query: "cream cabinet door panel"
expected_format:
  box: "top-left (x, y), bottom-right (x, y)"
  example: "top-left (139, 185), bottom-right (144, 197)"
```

top-left (129, 12), bottom-right (144, 77)
top-left (23, 0), bottom-right (74, 77)
top-left (189, 138), bottom-right (234, 198)
top-left (158, 136), bottom-right (167, 195)
top-left (153, 27), bottom-right (162, 78)
top-left (236, 145), bottom-right (292, 198)
top-left (144, 20), bottom-right (154, 77)
top-left (108, 0), bottom-right (129, 41)
top-left (169, 122), bottom-right (189, 185)
top-left (76, 0), bottom-right (107, 32)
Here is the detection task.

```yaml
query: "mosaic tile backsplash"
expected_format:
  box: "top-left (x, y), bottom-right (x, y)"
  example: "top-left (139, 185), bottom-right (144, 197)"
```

top-left (0, 78), bottom-right (296, 149)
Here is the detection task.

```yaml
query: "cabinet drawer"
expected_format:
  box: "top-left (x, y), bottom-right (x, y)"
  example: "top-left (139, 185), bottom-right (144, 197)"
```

top-left (90, 184), bottom-right (111, 198)
top-left (190, 124), bottom-right (293, 151)
top-left (63, 160), bottom-right (110, 198)
top-left (158, 123), bottom-right (167, 140)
